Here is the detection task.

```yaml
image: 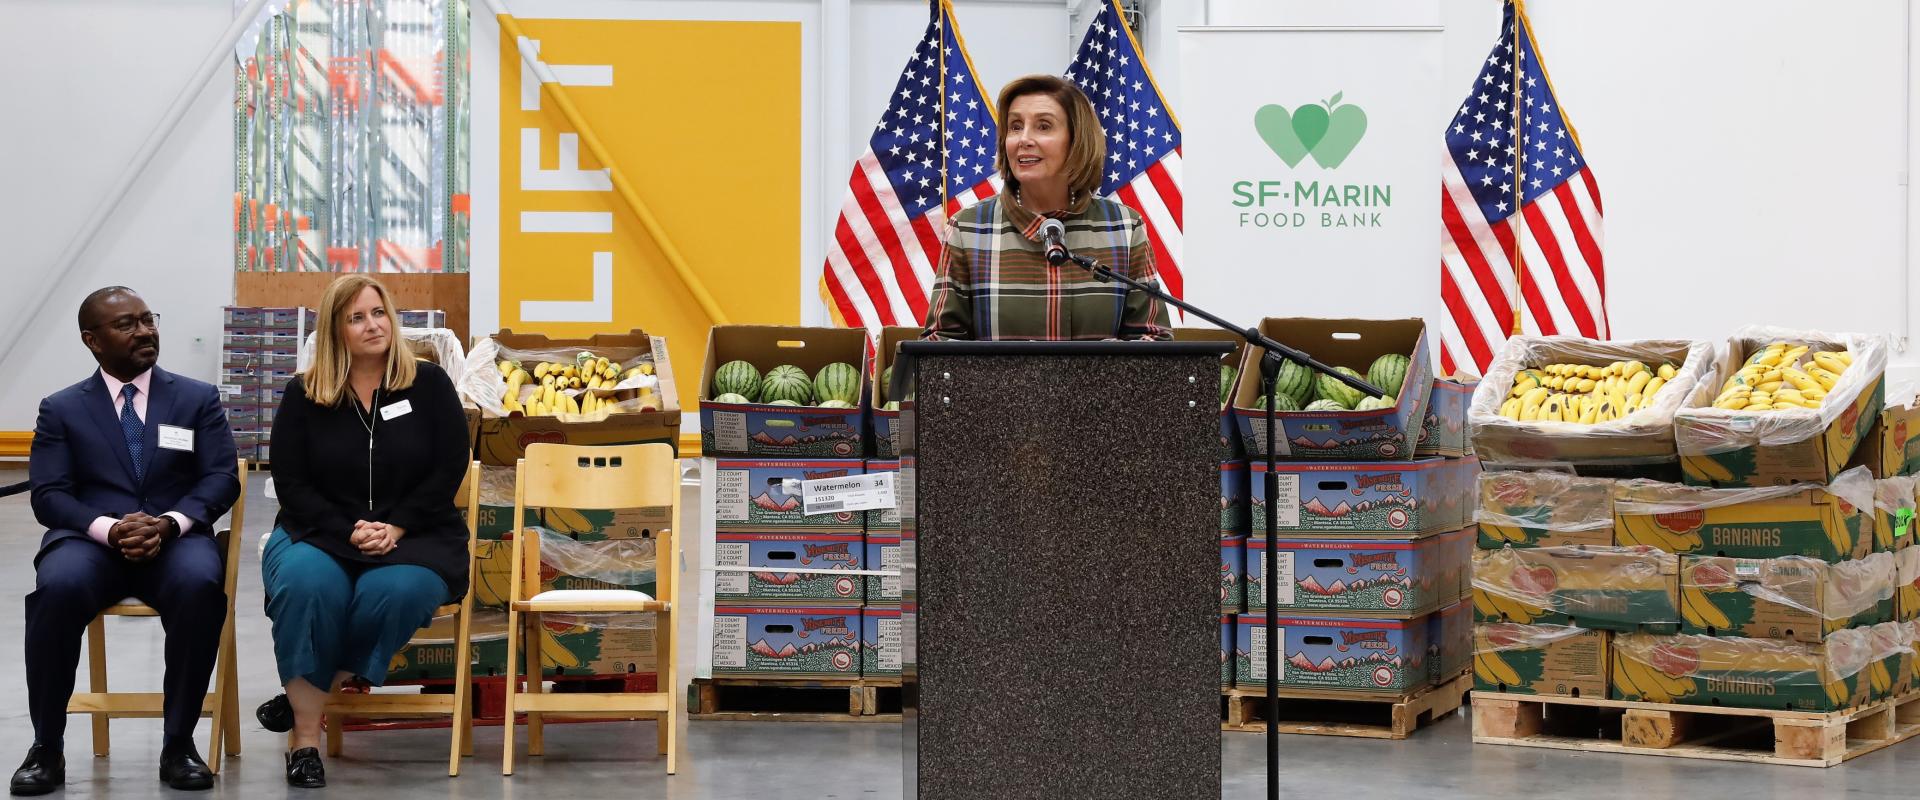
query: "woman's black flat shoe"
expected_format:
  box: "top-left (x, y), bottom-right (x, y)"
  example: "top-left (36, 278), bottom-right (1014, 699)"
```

top-left (285, 747), bottom-right (326, 788)
top-left (257, 694), bottom-right (294, 733)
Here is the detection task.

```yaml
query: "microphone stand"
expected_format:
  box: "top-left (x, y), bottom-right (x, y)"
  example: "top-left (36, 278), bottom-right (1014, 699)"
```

top-left (1057, 249), bottom-right (1384, 800)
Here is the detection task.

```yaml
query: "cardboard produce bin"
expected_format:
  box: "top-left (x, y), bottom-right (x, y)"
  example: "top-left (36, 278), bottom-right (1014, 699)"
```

top-left (1610, 629), bottom-right (1882, 711)
top-left (1873, 476), bottom-right (1916, 552)
top-left (1249, 457), bottom-right (1476, 535)
top-left (699, 325), bottom-right (870, 458)
top-left (1221, 535), bottom-right (1246, 612)
top-left (1612, 467), bottom-right (1877, 561)
top-left (1849, 390), bottom-right (1920, 478)
top-left (1233, 612), bottom-right (1431, 693)
top-left (1247, 529), bottom-right (1468, 616)
top-left (709, 459), bottom-right (867, 530)
top-left (465, 330), bottom-right (680, 465)
top-left (1676, 329), bottom-right (1889, 488)
top-left (1473, 623), bottom-right (1608, 698)
top-left (1417, 378), bottom-right (1477, 458)
top-left (871, 326), bottom-right (920, 458)
top-left (1678, 553), bottom-right (1895, 642)
top-left (862, 606), bottom-right (903, 677)
top-left (1427, 600), bottom-right (1471, 684)
top-left (1228, 318), bottom-right (1435, 462)
top-left (1176, 327), bottom-right (1252, 460)
top-left (387, 610), bottom-right (657, 682)
top-left (1220, 461), bottom-right (1249, 535)
top-left (1472, 545), bottom-right (1680, 633)
top-left (867, 532), bottom-right (903, 605)
top-left (711, 606), bottom-right (864, 678)
top-left (471, 533), bottom-right (657, 609)
top-left (1470, 336), bottom-right (1712, 467)
top-left (713, 531), bottom-right (867, 604)
top-left (1476, 470), bottom-right (1615, 549)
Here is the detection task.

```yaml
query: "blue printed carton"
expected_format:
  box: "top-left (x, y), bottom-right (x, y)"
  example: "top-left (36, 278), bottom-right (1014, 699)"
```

top-left (1246, 529), bottom-right (1471, 616)
top-left (713, 531), bottom-right (866, 604)
top-left (1249, 457), bottom-right (1478, 535)
top-left (1222, 613), bottom-right (1236, 687)
top-left (1229, 318), bottom-right (1434, 461)
top-left (1234, 612), bottom-right (1431, 693)
top-left (1427, 600), bottom-right (1471, 685)
top-left (1175, 327), bottom-right (1252, 460)
top-left (1416, 379), bottom-right (1476, 458)
top-left (866, 532), bottom-right (901, 604)
top-left (1221, 535), bottom-right (1247, 612)
top-left (862, 606), bottom-right (902, 677)
top-left (866, 459), bottom-right (902, 530)
top-left (710, 460), bottom-right (866, 530)
top-left (870, 326), bottom-right (919, 458)
top-left (699, 325), bottom-right (871, 458)
top-left (1221, 461), bottom-right (1249, 535)
top-left (711, 606), bottom-right (863, 678)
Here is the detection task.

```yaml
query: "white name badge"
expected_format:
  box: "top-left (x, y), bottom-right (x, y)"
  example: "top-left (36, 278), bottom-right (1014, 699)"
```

top-left (380, 399), bottom-right (413, 421)
top-left (157, 424), bottom-right (194, 452)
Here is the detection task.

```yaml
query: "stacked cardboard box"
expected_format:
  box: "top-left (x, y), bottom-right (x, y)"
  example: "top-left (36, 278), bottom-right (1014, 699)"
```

top-left (219, 306), bottom-right (314, 463)
top-left (1218, 319), bottom-right (1479, 696)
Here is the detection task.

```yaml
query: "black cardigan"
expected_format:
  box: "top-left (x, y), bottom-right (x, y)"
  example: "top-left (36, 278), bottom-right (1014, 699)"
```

top-left (270, 361), bottom-right (470, 597)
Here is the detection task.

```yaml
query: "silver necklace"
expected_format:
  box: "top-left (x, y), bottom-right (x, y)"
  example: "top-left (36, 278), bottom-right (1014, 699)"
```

top-left (351, 385), bottom-right (380, 510)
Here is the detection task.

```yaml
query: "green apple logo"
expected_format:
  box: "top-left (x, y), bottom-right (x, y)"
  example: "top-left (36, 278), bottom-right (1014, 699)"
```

top-left (1254, 92), bottom-right (1368, 169)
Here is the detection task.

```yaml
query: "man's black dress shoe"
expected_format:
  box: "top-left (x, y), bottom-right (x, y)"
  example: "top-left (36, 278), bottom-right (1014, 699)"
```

top-left (8, 745), bottom-right (62, 797)
top-left (159, 748), bottom-right (214, 791)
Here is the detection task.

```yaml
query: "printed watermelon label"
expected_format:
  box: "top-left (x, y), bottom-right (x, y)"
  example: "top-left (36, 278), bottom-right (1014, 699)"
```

top-left (710, 411), bottom-right (750, 453)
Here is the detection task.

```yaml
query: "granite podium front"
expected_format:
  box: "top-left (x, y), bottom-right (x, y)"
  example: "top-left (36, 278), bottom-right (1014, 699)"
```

top-left (899, 340), bottom-right (1228, 799)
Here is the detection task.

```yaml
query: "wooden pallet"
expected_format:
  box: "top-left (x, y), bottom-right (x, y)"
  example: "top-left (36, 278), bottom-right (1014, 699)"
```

top-left (1473, 690), bottom-right (1920, 767)
top-left (1220, 671), bottom-right (1471, 739)
top-left (689, 676), bottom-right (902, 723)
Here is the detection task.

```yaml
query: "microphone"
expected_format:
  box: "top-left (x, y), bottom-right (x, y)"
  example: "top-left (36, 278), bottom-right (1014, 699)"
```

top-left (1040, 218), bottom-right (1068, 266)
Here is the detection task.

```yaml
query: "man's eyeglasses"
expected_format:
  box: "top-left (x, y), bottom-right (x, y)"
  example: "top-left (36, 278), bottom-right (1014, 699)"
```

top-left (95, 313), bottom-right (160, 334)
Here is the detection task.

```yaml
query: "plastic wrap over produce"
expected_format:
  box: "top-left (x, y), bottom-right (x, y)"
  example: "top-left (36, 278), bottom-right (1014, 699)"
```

top-left (1475, 470), bottom-right (1614, 532)
top-left (1469, 336), bottom-right (1712, 465)
top-left (1612, 628), bottom-right (1878, 708)
top-left (1876, 476), bottom-right (1917, 517)
top-left (1674, 327), bottom-right (1889, 454)
top-left (1612, 465), bottom-right (1876, 518)
top-left (480, 465), bottom-right (516, 507)
top-left (460, 338), bottom-right (660, 419)
top-left (1473, 621), bottom-right (1594, 652)
top-left (1473, 545), bottom-right (1679, 628)
top-left (535, 528), bottom-right (657, 587)
top-left (1680, 553), bottom-right (1895, 623)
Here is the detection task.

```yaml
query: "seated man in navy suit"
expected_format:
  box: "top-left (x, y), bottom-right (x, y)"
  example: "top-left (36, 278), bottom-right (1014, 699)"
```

top-left (13, 287), bottom-right (239, 795)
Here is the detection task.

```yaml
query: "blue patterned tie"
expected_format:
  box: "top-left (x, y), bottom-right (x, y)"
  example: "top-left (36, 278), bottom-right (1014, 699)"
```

top-left (120, 384), bottom-right (144, 484)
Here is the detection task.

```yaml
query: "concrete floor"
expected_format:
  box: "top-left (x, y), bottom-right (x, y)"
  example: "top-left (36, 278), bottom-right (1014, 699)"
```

top-left (0, 467), bottom-right (1912, 798)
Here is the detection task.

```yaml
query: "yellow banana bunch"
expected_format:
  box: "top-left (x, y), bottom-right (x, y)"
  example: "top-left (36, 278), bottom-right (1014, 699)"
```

top-left (1870, 660), bottom-right (1892, 695)
top-left (1474, 649), bottom-right (1523, 687)
top-left (1614, 655), bottom-right (1693, 703)
top-left (1825, 676), bottom-right (1850, 707)
top-left (544, 507), bottom-right (595, 535)
top-left (1472, 587), bottom-right (1542, 623)
top-left (1481, 524), bottom-right (1532, 545)
top-left (1717, 343), bottom-right (1851, 411)
top-left (1497, 360), bottom-right (1678, 424)
top-left (1680, 584), bottom-right (1732, 630)
top-left (1615, 516), bottom-right (1703, 554)
top-left (540, 626), bottom-right (585, 670)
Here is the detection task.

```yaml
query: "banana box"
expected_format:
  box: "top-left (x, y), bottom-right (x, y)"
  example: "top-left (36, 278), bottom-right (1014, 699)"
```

top-left (1470, 337), bottom-right (1711, 467)
top-left (865, 459), bottom-right (902, 530)
top-left (711, 460), bottom-right (867, 530)
top-left (1871, 476), bottom-right (1915, 553)
top-left (1848, 399), bottom-right (1920, 478)
top-left (472, 537), bottom-right (657, 609)
top-left (1611, 630), bottom-right (1881, 711)
top-left (1676, 335), bottom-right (1886, 488)
top-left (699, 325), bottom-right (870, 459)
top-left (1221, 461), bottom-right (1249, 536)
top-left (1249, 457), bottom-right (1476, 535)
top-left (867, 532), bottom-right (902, 605)
top-left (1228, 318), bottom-right (1434, 462)
top-left (386, 609), bottom-right (657, 682)
top-left (1476, 470), bottom-right (1615, 549)
top-left (1173, 327), bottom-right (1251, 461)
top-left (1472, 546), bottom-right (1680, 633)
top-left (1678, 553), bottom-right (1895, 642)
top-left (474, 465), bottom-right (538, 539)
top-left (1416, 378), bottom-right (1476, 458)
top-left (1897, 547), bottom-right (1920, 621)
top-left (1612, 471), bottom-right (1876, 562)
top-left (711, 606), bottom-right (864, 678)
top-left (1904, 620), bottom-right (1920, 687)
top-left (862, 606), bottom-right (903, 677)
top-left (714, 531), bottom-right (866, 604)
top-left (474, 329), bottom-right (682, 465)
top-left (1870, 622), bottom-right (1914, 697)
top-left (1427, 600), bottom-right (1471, 684)
top-left (1473, 623), bottom-right (1608, 698)
top-left (539, 506), bottom-right (673, 542)
top-left (1247, 530), bottom-right (1467, 616)
top-left (1221, 535), bottom-right (1246, 612)
top-left (870, 326), bottom-right (918, 459)
top-left (1234, 612), bottom-right (1430, 694)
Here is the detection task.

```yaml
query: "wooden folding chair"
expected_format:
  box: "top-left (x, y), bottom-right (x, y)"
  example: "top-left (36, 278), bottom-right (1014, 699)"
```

top-left (502, 442), bottom-right (680, 775)
top-left (68, 457), bottom-right (247, 773)
top-left (323, 460), bottom-right (480, 776)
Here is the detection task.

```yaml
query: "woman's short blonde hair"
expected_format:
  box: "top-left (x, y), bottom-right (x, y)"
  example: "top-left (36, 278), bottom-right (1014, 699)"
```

top-left (995, 74), bottom-right (1107, 204)
top-left (302, 274), bottom-right (416, 407)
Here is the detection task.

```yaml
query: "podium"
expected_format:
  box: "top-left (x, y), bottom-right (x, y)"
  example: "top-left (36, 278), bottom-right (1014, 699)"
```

top-left (899, 340), bottom-right (1228, 799)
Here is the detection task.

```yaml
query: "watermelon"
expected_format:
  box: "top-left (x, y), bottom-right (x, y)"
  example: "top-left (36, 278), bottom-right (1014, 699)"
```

top-left (1274, 358), bottom-right (1312, 402)
top-left (1305, 399), bottom-right (1348, 412)
top-left (814, 362), bottom-right (860, 405)
top-left (1355, 395), bottom-right (1396, 411)
top-left (1367, 354), bottom-right (1411, 400)
top-left (1254, 392), bottom-right (1301, 411)
top-left (767, 399), bottom-right (802, 407)
top-left (883, 401), bottom-right (900, 411)
top-left (817, 399), bottom-right (855, 409)
top-left (1219, 365), bottom-right (1239, 407)
top-left (713, 392), bottom-right (750, 404)
top-left (881, 365), bottom-right (895, 401)
top-left (761, 365), bottom-right (814, 405)
top-left (1316, 367), bottom-right (1366, 408)
top-left (715, 360), bottom-right (762, 401)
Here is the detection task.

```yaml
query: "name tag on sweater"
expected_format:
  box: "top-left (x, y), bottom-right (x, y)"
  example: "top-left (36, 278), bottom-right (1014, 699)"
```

top-left (158, 425), bottom-right (193, 451)
top-left (380, 399), bottom-right (413, 420)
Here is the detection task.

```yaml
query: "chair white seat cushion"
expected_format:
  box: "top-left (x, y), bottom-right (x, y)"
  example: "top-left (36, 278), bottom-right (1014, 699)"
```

top-left (526, 589), bottom-right (655, 603)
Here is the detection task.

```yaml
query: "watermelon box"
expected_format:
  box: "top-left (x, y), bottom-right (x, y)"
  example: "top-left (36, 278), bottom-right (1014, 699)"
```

top-left (699, 325), bottom-right (871, 458)
top-left (714, 531), bottom-right (868, 605)
top-left (1222, 614), bottom-right (1237, 687)
top-left (1612, 469), bottom-right (1876, 561)
top-left (1175, 327), bottom-right (1252, 460)
top-left (1416, 378), bottom-right (1476, 458)
top-left (1249, 456), bottom-right (1476, 535)
top-left (1848, 397), bottom-right (1920, 479)
top-left (1472, 623), bottom-right (1609, 698)
top-left (862, 606), bottom-right (903, 677)
top-left (1676, 331), bottom-right (1888, 488)
top-left (471, 330), bottom-right (682, 466)
top-left (1611, 630), bottom-right (1879, 711)
top-left (1476, 470), bottom-right (1615, 549)
top-left (866, 459), bottom-right (902, 530)
top-left (1221, 535), bottom-right (1246, 612)
top-left (711, 606), bottom-right (864, 678)
top-left (1472, 545), bottom-right (1681, 633)
top-left (1427, 600), bottom-right (1471, 684)
top-left (1234, 612), bottom-right (1430, 693)
top-left (1246, 529), bottom-right (1468, 616)
top-left (867, 532), bottom-right (902, 604)
top-left (1220, 461), bottom-right (1249, 535)
top-left (871, 326), bottom-right (920, 459)
top-left (1228, 318), bottom-right (1434, 462)
top-left (1679, 553), bottom-right (1895, 642)
top-left (710, 460), bottom-right (867, 530)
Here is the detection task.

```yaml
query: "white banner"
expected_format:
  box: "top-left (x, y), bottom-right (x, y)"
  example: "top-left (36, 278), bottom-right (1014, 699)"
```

top-left (1179, 26), bottom-right (1444, 324)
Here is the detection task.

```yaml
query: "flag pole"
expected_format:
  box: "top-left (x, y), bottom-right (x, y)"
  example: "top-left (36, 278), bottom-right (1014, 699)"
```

top-left (937, 0), bottom-right (953, 216)
top-left (1508, 0), bottom-right (1528, 337)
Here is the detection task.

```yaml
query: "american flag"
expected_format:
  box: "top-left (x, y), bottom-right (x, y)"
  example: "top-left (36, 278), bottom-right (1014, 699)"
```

top-left (821, 0), bottom-right (999, 333)
top-left (1438, 1), bottom-right (1606, 376)
top-left (1066, 0), bottom-right (1184, 307)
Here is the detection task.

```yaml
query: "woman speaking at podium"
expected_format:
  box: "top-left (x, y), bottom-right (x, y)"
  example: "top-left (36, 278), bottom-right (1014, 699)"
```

top-left (922, 75), bottom-right (1172, 342)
